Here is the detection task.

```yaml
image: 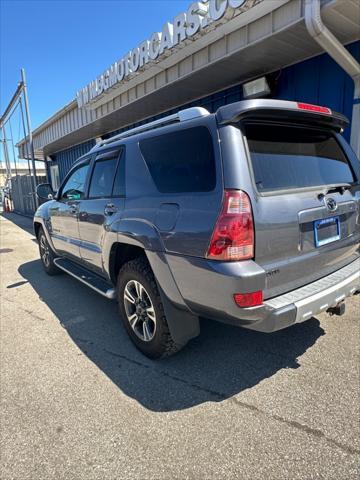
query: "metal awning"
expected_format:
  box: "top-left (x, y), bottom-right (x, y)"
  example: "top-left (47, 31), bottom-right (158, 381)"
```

top-left (17, 0), bottom-right (360, 159)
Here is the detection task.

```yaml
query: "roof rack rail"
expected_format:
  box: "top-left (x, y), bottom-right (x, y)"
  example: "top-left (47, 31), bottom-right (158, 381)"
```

top-left (90, 106), bottom-right (210, 151)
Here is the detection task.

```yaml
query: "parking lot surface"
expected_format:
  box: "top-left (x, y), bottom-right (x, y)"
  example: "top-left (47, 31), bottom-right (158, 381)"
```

top-left (0, 212), bottom-right (359, 480)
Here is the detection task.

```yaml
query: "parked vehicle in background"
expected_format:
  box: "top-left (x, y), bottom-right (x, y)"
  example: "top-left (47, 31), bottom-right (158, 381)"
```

top-left (34, 99), bottom-right (360, 358)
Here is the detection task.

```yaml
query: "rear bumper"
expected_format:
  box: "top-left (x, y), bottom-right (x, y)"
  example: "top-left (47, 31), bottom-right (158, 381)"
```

top-left (250, 259), bottom-right (359, 332)
top-left (165, 254), bottom-right (359, 332)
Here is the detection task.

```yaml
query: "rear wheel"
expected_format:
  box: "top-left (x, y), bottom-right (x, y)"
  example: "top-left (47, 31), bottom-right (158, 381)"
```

top-left (37, 227), bottom-right (61, 276)
top-left (117, 257), bottom-right (180, 359)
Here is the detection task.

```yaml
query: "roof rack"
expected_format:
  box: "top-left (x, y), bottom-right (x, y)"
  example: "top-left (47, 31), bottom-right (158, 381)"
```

top-left (90, 106), bottom-right (210, 151)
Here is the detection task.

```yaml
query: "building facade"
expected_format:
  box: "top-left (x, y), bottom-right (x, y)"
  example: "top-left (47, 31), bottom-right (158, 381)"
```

top-left (17, 0), bottom-right (360, 189)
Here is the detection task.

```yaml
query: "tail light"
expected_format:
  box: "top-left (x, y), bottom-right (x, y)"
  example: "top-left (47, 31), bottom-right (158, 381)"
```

top-left (206, 190), bottom-right (254, 261)
top-left (297, 102), bottom-right (331, 115)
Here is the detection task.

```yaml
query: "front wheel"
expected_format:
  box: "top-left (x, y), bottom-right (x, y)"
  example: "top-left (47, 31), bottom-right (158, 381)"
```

top-left (117, 257), bottom-right (180, 359)
top-left (37, 227), bottom-right (62, 276)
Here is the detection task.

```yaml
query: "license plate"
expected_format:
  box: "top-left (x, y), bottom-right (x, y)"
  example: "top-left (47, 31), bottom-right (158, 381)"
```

top-left (314, 216), bottom-right (340, 247)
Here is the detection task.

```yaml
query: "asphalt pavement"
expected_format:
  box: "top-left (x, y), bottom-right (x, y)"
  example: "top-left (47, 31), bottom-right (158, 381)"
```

top-left (1, 212), bottom-right (359, 480)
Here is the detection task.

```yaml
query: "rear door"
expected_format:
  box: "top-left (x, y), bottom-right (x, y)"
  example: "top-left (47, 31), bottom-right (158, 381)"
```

top-left (241, 122), bottom-right (359, 299)
top-left (78, 148), bottom-right (125, 275)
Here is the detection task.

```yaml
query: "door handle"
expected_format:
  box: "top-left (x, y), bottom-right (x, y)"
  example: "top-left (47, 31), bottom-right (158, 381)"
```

top-left (69, 204), bottom-right (78, 215)
top-left (104, 203), bottom-right (117, 216)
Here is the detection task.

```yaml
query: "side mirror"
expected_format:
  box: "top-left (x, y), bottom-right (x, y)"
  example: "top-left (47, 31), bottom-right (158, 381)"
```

top-left (36, 183), bottom-right (55, 201)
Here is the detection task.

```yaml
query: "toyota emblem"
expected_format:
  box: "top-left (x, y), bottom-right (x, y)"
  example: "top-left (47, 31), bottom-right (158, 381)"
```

top-left (325, 197), bottom-right (337, 212)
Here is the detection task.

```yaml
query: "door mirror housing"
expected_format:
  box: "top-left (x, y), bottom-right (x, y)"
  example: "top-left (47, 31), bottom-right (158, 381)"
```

top-left (36, 183), bottom-right (55, 201)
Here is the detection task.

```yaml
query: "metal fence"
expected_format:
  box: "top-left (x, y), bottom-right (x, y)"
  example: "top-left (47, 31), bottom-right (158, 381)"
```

top-left (11, 174), bottom-right (46, 216)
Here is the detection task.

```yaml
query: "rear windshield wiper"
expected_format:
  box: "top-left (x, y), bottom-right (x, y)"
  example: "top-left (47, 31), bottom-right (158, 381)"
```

top-left (317, 183), bottom-right (352, 199)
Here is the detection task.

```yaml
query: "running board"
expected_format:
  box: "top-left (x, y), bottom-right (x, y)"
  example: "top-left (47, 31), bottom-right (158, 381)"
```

top-left (54, 258), bottom-right (116, 300)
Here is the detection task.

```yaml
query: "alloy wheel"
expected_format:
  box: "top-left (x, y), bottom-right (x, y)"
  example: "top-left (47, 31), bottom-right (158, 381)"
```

top-left (123, 280), bottom-right (156, 342)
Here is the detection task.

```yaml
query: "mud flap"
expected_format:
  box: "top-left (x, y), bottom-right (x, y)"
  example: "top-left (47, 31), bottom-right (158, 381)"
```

top-left (158, 286), bottom-right (200, 348)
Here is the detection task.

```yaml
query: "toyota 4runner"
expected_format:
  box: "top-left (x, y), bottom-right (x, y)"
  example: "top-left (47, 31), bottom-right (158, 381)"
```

top-left (34, 99), bottom-right (360, 358)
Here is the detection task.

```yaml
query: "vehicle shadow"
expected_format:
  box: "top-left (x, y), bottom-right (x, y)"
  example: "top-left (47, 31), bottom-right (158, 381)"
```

top-left (18, 259), bottom-right (325, 412)
top-left (1, 212), bottom-right (34, 235)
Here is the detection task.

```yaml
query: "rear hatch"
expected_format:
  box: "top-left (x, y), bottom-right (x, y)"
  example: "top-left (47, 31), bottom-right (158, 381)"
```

top-left (218, 101), bottom-right (360, 299)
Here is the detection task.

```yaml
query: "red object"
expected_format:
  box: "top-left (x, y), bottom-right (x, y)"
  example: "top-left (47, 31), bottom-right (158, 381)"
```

top-left (297, 102), bottom-right (331, 115)
top-left (234, 291), bottom-right (263, 308)
top-left (206, 190), bottom-right (254, 261)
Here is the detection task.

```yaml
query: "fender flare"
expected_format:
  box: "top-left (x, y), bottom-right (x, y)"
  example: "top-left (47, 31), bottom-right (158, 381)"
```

top-left (111, 218), bottom-right (164, 251)
top-left (33, 213), bottom-right (57, 253)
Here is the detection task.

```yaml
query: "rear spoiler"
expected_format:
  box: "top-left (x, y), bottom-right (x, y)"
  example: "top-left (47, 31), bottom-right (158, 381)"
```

top-left (216, 99), bottom-right (349, 132)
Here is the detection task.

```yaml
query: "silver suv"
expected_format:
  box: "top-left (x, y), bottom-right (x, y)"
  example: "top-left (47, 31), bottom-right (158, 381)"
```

top-left (34, 99), bottom-right (360, 358)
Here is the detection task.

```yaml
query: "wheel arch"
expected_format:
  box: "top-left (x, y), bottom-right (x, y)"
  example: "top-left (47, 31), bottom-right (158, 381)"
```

top-left (33, 215), bottom-right (58, 255)
top-left (108, 238), bottom-right (200, 349)
top-left (108, 242), bottom-right (146, 285)
top-left (34, 221), bottom-right (42, 239)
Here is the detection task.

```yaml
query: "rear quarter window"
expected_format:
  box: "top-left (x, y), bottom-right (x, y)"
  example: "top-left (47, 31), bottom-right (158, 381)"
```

top-left (139, 126), bottom-right (216, 193)
top-left (244, 124), bottom-right (354, 192)
top-left (89, 157), bottom-right (118, 198)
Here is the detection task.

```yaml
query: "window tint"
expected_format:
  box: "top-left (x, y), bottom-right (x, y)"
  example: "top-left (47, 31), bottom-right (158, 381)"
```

top-left (61, 163), bottom-right (89, 200)
top-left (244, 124), bottom-right (354, 192)
top-left (139, 127), bottom-right (216, 193)
top-left (89, 157), bottom-right (118, 198)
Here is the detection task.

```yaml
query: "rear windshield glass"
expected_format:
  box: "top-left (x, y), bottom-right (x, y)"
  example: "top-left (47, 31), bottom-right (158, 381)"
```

top-left (139, 126), bottom-right (216, 193)
top-left (244, 124), bottom-right (354, 192)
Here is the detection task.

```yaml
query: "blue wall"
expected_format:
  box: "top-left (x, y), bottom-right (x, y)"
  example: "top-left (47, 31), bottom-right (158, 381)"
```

top-left (52, 40), bottom-right (359, 182)
top-left (273, 41), bottom-right (359, 141)
top-left (51, 139), bottom-right (95, 182)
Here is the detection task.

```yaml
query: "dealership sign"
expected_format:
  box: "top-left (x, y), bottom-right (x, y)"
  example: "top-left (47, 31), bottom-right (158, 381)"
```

top-left (76, 0), bottom-right (247, 108)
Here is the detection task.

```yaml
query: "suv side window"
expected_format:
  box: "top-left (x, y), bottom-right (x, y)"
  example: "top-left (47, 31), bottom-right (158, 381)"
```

top-left (139, 126), bottom-right (216, 193)
top-left (89, 154), bottom-right (118, 198)
top-left (61, 163), bottom-right (89, 200)
top-left (112, 151), bottom-right (125, 197)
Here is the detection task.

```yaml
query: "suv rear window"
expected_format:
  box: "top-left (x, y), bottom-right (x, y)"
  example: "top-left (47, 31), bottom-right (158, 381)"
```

top-left (244, 124), bottom-right (354, 192)
top-left (139, 126), bottom-right (216, 193)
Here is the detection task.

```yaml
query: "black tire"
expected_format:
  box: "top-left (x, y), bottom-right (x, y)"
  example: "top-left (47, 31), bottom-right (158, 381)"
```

top-left (117, 257), bottom-right (180, 359)
top-left (37, 227), bottom-right (62, 276)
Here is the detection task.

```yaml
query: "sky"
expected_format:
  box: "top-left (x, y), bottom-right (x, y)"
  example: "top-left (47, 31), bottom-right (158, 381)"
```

top-left (0, 0), bottom-right (191, 165)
